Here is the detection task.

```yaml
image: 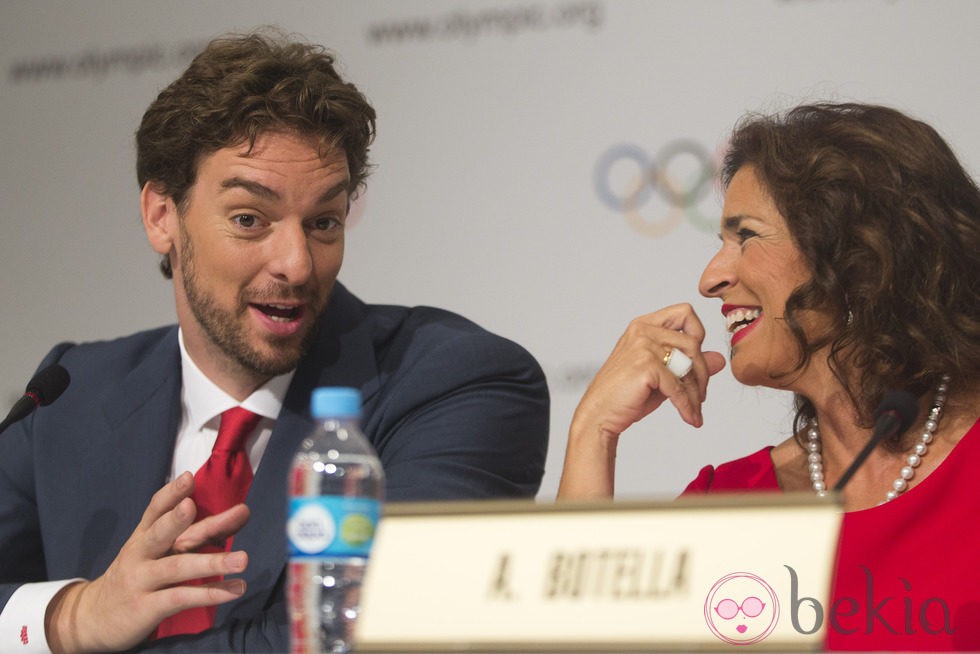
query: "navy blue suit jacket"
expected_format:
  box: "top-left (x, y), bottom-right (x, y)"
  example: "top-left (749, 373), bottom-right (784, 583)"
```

top-left (0, 284), bottom-right (549, 651)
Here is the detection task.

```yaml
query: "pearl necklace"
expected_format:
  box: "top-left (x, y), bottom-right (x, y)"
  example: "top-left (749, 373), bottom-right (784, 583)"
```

top-left (807, 375), bottom-right (951, 502)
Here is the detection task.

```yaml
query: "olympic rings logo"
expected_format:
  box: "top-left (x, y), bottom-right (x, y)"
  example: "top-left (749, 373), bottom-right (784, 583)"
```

top-left (594, 140), bottom-right (723, 237)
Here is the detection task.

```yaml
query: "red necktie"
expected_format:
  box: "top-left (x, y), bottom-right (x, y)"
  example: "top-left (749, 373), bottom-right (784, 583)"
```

top-left (155, 407), bottom-right (262, 638)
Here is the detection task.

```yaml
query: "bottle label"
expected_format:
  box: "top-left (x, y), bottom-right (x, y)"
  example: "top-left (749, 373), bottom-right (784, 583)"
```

top-left (287, 496), bottom-right (381, 558)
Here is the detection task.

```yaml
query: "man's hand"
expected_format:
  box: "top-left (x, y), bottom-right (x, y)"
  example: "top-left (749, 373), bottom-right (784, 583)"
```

top-left (45, 472), bottom-right (250, 653)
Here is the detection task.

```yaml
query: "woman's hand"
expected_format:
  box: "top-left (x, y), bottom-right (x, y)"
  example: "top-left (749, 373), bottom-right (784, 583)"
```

top-left (557, 304), bottom-right (727, 500)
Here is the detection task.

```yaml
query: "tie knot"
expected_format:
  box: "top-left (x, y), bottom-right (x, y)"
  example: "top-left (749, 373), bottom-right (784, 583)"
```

top-left (214, 406), bottom-right (262, 453)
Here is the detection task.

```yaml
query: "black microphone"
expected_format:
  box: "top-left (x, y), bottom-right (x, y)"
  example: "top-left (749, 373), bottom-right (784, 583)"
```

top-left (832, 390), bottom-right (919, 493)
top-left (0, 364), bottom-right (71, 435)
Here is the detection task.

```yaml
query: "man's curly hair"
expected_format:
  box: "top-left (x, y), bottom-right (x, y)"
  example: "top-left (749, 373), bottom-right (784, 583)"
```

top-left (136, 28), bottom-right (376, 278)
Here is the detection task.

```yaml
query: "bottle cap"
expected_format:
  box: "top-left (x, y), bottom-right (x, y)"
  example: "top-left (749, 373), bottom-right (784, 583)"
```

top-left (311, 387), bottom-right (362, 418)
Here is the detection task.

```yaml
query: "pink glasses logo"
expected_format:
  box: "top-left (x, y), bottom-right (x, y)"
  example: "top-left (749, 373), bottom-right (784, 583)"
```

top-left (704, 572), bottom-right (780, 645)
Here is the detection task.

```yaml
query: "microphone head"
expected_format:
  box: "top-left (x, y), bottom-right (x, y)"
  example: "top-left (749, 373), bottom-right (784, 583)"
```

top-left (26, 364), bottom-right (71, 406)
top-left (874, 389), bottom-right (919, 435)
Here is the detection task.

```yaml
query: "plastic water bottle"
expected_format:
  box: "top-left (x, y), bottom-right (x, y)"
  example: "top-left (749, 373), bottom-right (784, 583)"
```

top-left (287, 387), bottom-right (385, 654)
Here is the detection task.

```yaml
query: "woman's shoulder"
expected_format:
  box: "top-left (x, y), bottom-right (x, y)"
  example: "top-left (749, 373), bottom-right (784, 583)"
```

top-left (680, 445), bottom-right (781, 495)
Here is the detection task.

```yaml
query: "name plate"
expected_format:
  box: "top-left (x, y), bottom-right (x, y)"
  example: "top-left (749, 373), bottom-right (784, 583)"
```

top-left (356, 493), bottom-right (841, 652)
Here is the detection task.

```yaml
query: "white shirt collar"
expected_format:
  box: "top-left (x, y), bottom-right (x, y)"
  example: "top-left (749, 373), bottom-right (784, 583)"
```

top-left (178, 328), bottom-right (295, 429)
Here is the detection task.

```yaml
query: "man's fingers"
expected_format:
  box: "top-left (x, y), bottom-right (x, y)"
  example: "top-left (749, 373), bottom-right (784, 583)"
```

top-left (155, 577), bottom-right (248, 615)
top-left (48, 475), bottom-right (252, 653)
top-left (134, 473), bottom-right (198, 555)
top-left (134, 576), bottom-right (248, 626)
top-left (173, 504), bottom-right (250, 553)
top-left (133, 495), bottom-right (198, 561)
top-left (139, 472), bottom-right (195, 527)
top-left (149, 550), bottom-right (249, 588)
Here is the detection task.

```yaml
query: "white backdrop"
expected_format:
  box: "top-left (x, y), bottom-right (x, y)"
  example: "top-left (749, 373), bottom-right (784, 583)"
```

top-left (2, 0), bottom-right (978, 499)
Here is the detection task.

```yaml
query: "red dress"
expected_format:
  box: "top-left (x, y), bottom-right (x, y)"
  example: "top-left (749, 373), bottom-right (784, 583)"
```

top-left (683, 418), bottom-right (980, 650)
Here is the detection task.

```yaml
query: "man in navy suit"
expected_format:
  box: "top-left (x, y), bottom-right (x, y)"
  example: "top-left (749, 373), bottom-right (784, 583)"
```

top-left (0, 30), bottom-right (549, 653)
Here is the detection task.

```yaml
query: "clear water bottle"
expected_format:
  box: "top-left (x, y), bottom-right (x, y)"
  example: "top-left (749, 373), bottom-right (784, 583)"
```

top-left (287, 387), bottom-right (385, 654)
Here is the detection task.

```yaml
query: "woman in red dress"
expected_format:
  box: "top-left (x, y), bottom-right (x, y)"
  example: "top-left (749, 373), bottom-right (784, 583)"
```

top-left (558, 103), bottom-right (980, 650)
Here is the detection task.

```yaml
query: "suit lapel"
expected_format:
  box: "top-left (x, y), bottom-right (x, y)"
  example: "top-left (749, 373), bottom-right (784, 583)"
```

top-left (89, 327), bottom-right (182, 573)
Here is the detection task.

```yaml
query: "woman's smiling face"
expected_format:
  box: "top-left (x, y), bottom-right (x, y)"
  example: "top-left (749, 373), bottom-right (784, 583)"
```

top-left (699, 165), bottom-right (821, 389)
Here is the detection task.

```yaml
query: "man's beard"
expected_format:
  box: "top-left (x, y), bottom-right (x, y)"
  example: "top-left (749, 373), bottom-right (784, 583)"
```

top-left (178, 226), bottom-right (323, 378)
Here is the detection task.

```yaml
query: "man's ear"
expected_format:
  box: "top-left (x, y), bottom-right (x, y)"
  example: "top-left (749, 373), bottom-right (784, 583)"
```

top-left (141, 182), bottom-right (178, 256)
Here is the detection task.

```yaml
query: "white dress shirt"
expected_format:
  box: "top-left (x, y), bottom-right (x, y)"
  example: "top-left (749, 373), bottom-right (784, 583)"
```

top-left (171, 330), bottom-right (293, 481)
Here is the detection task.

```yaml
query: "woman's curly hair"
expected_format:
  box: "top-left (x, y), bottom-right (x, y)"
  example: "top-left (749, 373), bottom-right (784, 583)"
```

top-left (722, 103), bottom-right (980, 447)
